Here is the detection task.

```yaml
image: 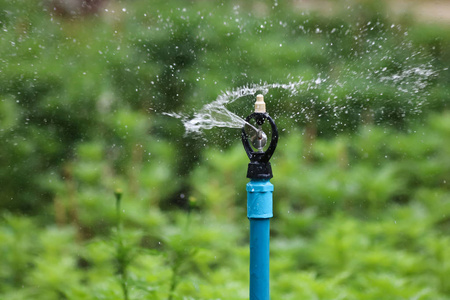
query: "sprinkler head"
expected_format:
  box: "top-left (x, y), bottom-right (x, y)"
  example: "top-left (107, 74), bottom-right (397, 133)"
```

top-left (242, 95), bottom-right (278, 179)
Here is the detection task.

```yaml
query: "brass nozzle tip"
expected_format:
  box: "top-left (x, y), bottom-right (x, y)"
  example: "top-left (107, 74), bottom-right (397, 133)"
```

top-left (255, 94), bottom-right (266, 113)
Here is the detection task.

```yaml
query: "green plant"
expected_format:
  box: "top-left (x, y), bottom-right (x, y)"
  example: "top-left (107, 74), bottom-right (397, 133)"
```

top-left (114, 189), bottom-right (131, 300)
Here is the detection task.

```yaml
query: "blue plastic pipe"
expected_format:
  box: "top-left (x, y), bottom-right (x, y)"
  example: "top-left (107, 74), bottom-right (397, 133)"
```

top-left (247, 179), bottom-right (273, 300)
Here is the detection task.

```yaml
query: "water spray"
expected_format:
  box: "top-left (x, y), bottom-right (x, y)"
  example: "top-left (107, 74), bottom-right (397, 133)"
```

top-left (242, 94), bottom-right (278, 300)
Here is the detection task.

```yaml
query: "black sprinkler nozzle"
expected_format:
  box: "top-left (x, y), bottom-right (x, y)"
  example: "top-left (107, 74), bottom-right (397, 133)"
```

top-left (242, 96), bottom-right (278, 179)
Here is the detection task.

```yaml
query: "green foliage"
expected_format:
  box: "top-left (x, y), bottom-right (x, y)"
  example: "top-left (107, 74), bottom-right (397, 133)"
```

top-left (1, 0), bottom-right (450, 299)
top-left (2, 112), bottom-right (449, 299)
top-left (1, 0), bottom-right (449, 211)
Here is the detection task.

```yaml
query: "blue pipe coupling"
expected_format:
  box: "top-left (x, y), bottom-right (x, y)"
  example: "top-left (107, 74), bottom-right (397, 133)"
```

top-left (247, 179), bottom-right (273, 219)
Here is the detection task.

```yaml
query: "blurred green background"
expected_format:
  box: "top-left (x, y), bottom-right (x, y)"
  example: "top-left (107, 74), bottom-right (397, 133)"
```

top-left (0, 0), bottom-right (449, 299)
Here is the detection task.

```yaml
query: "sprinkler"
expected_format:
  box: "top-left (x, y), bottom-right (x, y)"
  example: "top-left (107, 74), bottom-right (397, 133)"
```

top-left (242, 94), bottom-right (278, 300)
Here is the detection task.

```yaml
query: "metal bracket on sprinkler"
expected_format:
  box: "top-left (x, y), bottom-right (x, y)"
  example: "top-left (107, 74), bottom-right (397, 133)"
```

top-left (241, 94), bottom-right (279, 179)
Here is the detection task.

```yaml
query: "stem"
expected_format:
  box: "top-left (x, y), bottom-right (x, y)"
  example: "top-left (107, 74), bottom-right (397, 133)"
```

top-left (115, 190), bottom-right (122, 230)
top-left (168, 202), bottom-right (194, 300)
top-left (114, 189), bottom-right (129, 300)
top-left (167, 259), bottom-right (180, 300)
top-left (121, 272), bottom-right (129, 300)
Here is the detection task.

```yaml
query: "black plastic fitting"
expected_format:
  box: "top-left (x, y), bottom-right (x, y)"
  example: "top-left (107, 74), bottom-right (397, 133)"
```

top-left (241, 112), bottom-right (278, 179)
